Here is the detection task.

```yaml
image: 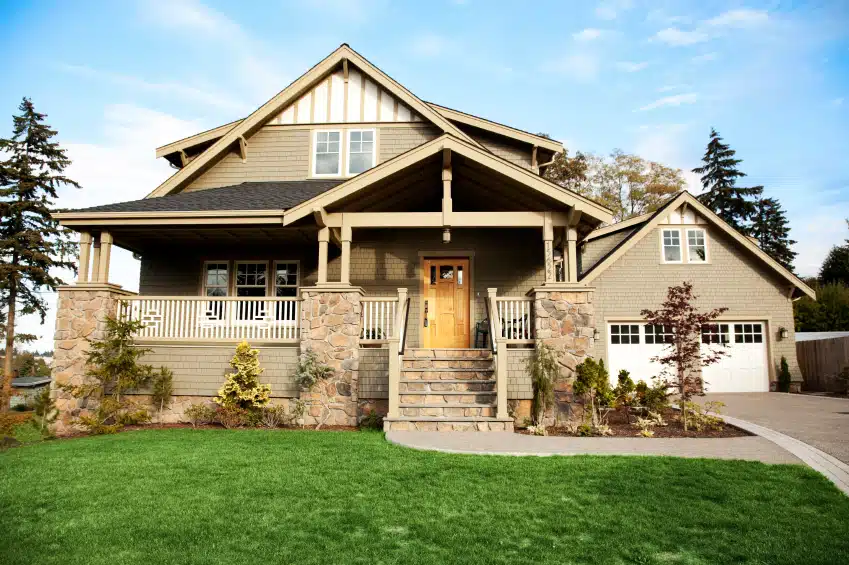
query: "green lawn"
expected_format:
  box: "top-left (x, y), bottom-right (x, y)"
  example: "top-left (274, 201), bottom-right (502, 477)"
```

top-left (2, 430), bottom-right (848, 565)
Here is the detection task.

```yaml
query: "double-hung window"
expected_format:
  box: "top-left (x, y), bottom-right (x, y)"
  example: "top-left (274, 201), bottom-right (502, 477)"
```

top-left (687, 229), bottom-right (707, 262)
top-left (347, 129), bottom-right (375, 175)
top-left (235, 262), bottom-right (267, 321)
top-left (313, 130), bottom-right (341, 176)
top-left (662, 229), bottom-right (682, 263)
top-left (204, 262), bottom-right (229, 296)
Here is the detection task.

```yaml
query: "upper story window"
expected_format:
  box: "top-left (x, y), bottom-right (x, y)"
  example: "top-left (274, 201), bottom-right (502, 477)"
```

top-left (687, 229), bottom-right (707, 262)
top-left (313, 130), bottom-right (341, 176)
top-left (661, 229), bottom-right (682, 263)
top-left (347, 129), bottom-right (375, 175)
top-left (661, 228), bottom-right (709, 264)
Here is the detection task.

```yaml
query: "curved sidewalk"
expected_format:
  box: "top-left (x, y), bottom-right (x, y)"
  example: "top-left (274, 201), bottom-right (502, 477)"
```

top-left (386, 432), bottom-right (801, 464)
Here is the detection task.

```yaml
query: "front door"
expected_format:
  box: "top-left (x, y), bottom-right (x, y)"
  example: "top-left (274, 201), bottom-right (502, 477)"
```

top-left (422, 258), bottom-right (470, 348)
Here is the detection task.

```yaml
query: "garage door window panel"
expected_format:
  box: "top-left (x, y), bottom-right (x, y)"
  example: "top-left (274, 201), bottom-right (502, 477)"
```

top-left (734, 323), bottom-right (763, 344)
top-left (645, 324), bottom-right (674, 345)
top-left (610, 324), bottom-right (640, 345)
top-left (702, 323), bottom-right (730, 344)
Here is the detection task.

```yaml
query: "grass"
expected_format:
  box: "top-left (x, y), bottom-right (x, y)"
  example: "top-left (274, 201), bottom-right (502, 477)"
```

top-left (1, 429), bottom-right (848, 565)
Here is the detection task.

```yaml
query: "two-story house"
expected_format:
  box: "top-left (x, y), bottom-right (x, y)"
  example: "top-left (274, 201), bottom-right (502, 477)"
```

top-left (52, 45), bottom-right (813, 432)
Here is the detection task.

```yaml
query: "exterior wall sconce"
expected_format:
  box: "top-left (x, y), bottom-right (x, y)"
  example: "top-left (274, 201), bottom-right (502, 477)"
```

top-left (779, 327), bottom-right (789, 340)
top-left (593, 328), bottom-right (600, 340)
top-left (442, 228), bottom-right (451, 244)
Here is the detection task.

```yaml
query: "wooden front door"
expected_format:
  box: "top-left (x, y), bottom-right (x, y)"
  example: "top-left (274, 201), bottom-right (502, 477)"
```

top-left (422, 258), bottom-right (470, 348)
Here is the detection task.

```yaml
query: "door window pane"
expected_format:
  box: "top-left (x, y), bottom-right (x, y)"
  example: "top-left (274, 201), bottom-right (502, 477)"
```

top-left (457, 265), bottom-right (463, 285)
top-left (440, 266), bottom-right (454, 280)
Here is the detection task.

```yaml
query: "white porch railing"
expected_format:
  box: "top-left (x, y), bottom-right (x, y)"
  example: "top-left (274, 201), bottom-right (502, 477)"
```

top-left (361, 297), bottom-right (398, 341)
top-left (117, 297), bottom-right (300, 342)
top-left (495, 297), bottom-right (534, 342)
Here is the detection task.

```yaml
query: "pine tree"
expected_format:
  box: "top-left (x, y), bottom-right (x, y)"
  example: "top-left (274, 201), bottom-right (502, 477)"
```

top-left (693, 128), bottom-right (763, 234)
top-left (751, 197), bottom-right (797, 271)
top-left (819, 220), bottom-right (849, 286)
top-left (0, 98), bottom-right (79, 411)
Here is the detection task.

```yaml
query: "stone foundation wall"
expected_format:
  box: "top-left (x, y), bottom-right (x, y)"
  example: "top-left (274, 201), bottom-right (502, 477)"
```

top-left (52, 285), bottom-right (132, 432)
top-left (299, 288), bottom-right (362, 426)
top-left (533, 288), bottom-right (596, 423)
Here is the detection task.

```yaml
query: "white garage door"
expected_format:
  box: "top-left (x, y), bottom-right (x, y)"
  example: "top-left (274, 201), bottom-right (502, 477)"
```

top-left (606, 322), bottom-right (769, 393)
top-left (702, 323), bottom-right (769, 392)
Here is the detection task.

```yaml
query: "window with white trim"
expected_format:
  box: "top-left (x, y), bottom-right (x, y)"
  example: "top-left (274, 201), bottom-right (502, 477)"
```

top-left (645, 324), bottom-right (674, 345)
top-left (734, 323), bottom-right (763, 344)
top-left (347, 129), bottom-right (375, 175)
top-left (662, 229), bottom-right (682, 262)
top-left (203, 262), bottom-right (228, 297)
top-left (235, 262), bottom-right (268, 297)
top-left (610, 324), bottom-right (640, 345)
top-left (687, 229), bottom-right (707, 262)
top-left (313, 130), bottom-right (341, 176)
top-left (274, 261), bottom-right (299, 297)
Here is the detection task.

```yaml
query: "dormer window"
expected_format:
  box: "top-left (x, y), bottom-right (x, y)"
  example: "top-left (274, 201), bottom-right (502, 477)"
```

top-left (661, 227), bottom-right (709, 263)
top-left (347, 129), bottom-right (375, 175)
top-left (313, 130), bottom-right (341, 176)
top-left (661, 229), bottom-right (682, 263)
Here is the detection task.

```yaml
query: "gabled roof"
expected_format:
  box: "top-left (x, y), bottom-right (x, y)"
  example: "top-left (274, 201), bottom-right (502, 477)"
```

top-left (580, 191), bottom-right (815, 299)
top-left (147, 44), bottom-right (482, 198)
top-left (282, 133), bottom-right (613, 226)
top-left (70, 180), bottom-right (344, 214)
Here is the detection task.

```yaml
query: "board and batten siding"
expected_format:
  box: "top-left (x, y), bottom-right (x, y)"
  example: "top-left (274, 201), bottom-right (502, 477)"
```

top-left (270, 68), bottom-right (423, 125)
top-left (588, 223), bottom-right (802, 384)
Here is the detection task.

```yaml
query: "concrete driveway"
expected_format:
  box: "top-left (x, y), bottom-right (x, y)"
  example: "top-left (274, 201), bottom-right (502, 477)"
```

top-left (702, 393), bottom-right (849, 464)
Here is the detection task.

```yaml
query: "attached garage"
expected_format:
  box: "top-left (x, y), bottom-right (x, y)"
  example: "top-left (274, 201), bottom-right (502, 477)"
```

top-left (605, 321), bottom-right (769, 393)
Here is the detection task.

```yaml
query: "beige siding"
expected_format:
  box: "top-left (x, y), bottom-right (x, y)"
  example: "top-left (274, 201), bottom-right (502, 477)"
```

top-left (378, 124), bottom-right (440, 163)
top-left (459, 126), bottom-right (533, 169)
top-left (185, 128), bottom-right (310, 192)
top-left (589, 224), bottom-right (801, 382)
top-left (507, 348), bottom-right (534, 399)
top-left (139, 345), bottom-right (299, 397)
top-left (579, 229), bottom-right (636, 275)
top-left (359, 347), bottom-right (389, 399)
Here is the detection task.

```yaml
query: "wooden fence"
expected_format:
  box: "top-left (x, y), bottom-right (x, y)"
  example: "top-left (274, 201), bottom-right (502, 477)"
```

top-left (796, 336), bottom-right (849, 392)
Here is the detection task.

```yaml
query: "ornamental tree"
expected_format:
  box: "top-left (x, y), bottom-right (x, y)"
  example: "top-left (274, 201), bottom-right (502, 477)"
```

top-left (641, 282), bottom-right (728, 428)
top-left (0, 98), bottom-right (79, 411)
top-left (214, 341), bottom-right (271, 409)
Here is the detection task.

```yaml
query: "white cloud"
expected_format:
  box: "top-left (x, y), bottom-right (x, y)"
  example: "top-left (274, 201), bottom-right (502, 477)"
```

top-left (691, 52), bottom-right (718, 63)
top-left (652, 27), bottom-right (709, 46)
top-left (60, 64), bottom-right (249, 113)
top-left (616, 61), bottom-right (649, 72)
top-left (637, 93), bottom-right (698, 111)
top-left (633, 124), bottom-right (701, 190)
top-left (705, 9), bottom-right (769, 28)
top-left (542, 53), bottom-right (599, 82)
top-left (657, 84), bottom-right (688, 92)
top-left (410, 33), bottom-right (453, 58)
top-left (17, 104), bottom-right (203, 352)
top-left (573, 28), bottom-right (603, 42)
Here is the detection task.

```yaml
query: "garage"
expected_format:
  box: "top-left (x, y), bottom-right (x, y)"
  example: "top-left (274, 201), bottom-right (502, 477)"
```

top-left (606, 322), bottom-right (769, 393)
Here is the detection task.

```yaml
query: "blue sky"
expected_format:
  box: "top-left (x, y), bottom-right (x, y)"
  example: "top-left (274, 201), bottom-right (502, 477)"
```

top-left (1, 0), bottom-right (847, 350)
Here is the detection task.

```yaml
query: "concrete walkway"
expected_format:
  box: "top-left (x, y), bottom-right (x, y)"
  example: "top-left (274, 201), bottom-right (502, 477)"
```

top-left (386, 431), bottom-right (801, 464)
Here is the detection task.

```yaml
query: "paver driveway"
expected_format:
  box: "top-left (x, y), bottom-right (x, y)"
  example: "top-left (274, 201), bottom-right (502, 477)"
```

top-left (703, 393), bottom-right (849, 464)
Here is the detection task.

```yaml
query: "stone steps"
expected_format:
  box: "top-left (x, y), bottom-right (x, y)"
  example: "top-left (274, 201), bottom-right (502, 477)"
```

top-left (402, 358), bottom-right (494, 370)
top-left (398, 405), bottom-right (497, 418)
top-left (384, 417), bottom-right (514, 432)
top-left (405, 348), bottom-right (492, 359)
top-left (399, 380), bottom-right (496, 393)
top-left (400, 392), bottom-right (496, 404)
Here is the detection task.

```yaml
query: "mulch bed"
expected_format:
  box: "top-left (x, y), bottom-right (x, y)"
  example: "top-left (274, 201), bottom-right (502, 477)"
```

top-left (517, 408), bottom-right (750, 438)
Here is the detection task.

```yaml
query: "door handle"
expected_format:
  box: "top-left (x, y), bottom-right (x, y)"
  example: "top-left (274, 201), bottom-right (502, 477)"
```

top-left (424, 300), bottom-right (429, 327)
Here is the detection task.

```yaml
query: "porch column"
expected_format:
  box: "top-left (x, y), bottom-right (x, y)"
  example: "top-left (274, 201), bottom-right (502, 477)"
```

top-left (77, 232), bottom-right (92, 283)
top-left (317, 227), bottom-right (329, 285)
top-left (543, 212), bottom-right (555, 284)
top-left (340, 223), bottom-right (352, 285)
top-left (567, 226), bottom-right (578, 283)
top-left (90, 238), bottom-right (101, 282)
top-left (96, 231), bottom-right (113, 283)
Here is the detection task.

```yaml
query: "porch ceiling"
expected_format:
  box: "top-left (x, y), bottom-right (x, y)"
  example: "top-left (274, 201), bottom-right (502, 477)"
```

top-left (106, 226), bottom-right (317, 255)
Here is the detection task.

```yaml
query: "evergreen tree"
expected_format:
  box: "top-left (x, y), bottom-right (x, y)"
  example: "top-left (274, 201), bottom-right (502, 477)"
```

top-left (0, 98), bottom-right (79, 411)
top-left (693, 128), bottom-right (763, 234)
top-left (751, 197), bottom-right (797, 271)
top-left (819, 220), bottom-right (849, 286)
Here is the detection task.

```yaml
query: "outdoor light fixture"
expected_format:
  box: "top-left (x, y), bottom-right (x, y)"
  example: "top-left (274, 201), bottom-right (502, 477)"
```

top-left (779, 327), bottom-right (789, 340)
top-left (593, 328), bottom-right (600, 340)
top-left (443, 228), bottom-right (451, 244)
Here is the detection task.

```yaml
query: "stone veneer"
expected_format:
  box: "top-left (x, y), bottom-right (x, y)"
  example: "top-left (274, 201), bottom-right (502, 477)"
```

top-left (298, 287), bottom-right (363, 426)
top-left (52, 284), bottom-right (134, 432)
top-left (533, 287), bottom-right (596, 422)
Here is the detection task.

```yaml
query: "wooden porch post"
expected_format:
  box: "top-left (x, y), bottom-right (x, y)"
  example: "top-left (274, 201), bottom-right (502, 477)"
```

top-left (543, 212), bottom-right (555, 284)
top-left (90, 237), bottom-right (101, 283)
top-left (567, 226), bottom-right (578, 283)
top-left (77, 232), bottom-right (92, 283)
top-left (97, 231), bottom-right (113, 283)
top-left (317, 227), bottom-right (329, 284)
top-left (340, 221), bottom-right (352, 285)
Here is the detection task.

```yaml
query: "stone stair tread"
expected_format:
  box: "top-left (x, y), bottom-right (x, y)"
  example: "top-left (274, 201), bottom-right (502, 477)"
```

top-left (409, 390), bottom-right (496, 395)
top-left (402, 356), bottom-right (493, 361)
top-left (399, 403), bottom-right (496, 408)
top-left (384, 416), bottom-right (512, 422)
top-left (402, 367), bottom-right (494, 372)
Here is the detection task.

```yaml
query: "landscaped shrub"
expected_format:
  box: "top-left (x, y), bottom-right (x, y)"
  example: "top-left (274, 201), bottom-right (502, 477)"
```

top-left (30, 387), bottom-right (58, 438)
top-left (777, 356), bottom-right (792, 393)
top-left (838, 366), bottom-right (849, 395)
top-left (183, 403), bottom-right (216, 428)
top-left (260, 405), bottom-right (289, 428)
top-left (214, 341), bottom-right (271, 410)
top-left (526, 343), bottom-right (558, 425)
top-left (681, 400), bottom-right (725, 432)
top-left (151, 367), bottom-right (174, 415)
top-left (295, 349), bottom-right (334, 391)
top-left (216, 405), bottom-right (249, 429)
top-left (359, 409), bottom-right (383, 430)
top-left (574, 357), bottom-right (614, 432)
